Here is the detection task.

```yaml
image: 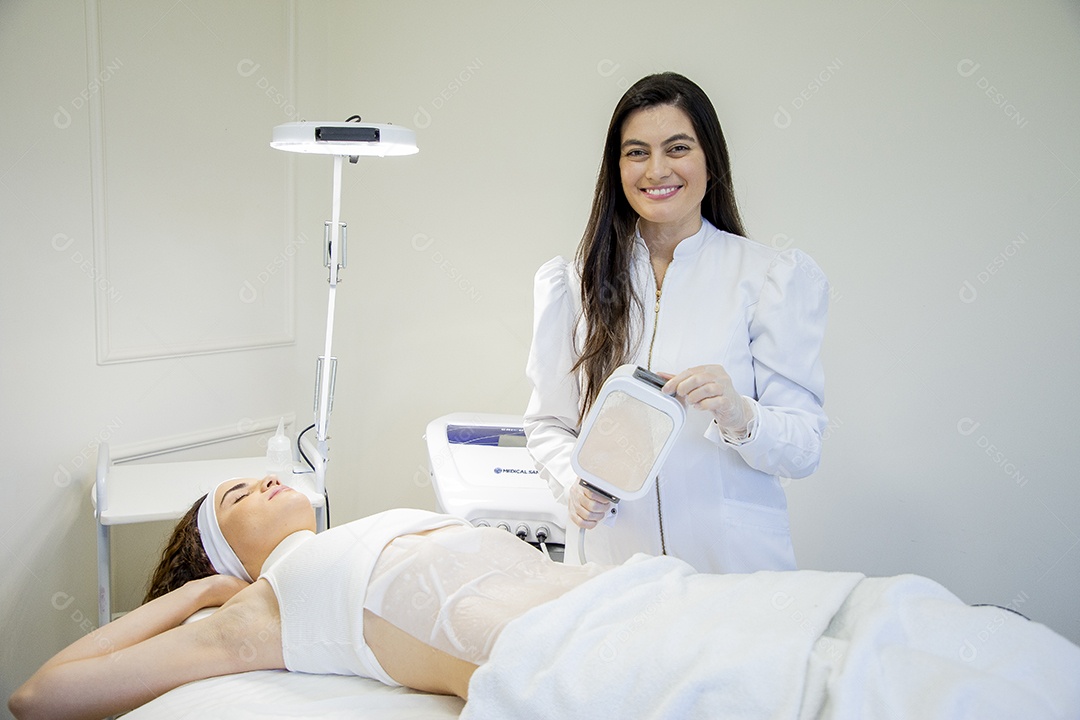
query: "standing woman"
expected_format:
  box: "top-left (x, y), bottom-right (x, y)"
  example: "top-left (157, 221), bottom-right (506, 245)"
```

top-left (524, 72), bottom-right (829, 573)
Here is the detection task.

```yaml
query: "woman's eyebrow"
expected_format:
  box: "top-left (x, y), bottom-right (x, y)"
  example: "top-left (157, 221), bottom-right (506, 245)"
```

top-left (620, 133), bottom-right (697, 150)
top-left (662, 132), bottom-right (696, 145)
top-left (220, 481), bottom-right (249, 507)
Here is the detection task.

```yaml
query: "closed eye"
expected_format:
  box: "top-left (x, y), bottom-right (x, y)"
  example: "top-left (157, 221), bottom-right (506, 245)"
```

top-left (220, 481), bottom-right (251, 507)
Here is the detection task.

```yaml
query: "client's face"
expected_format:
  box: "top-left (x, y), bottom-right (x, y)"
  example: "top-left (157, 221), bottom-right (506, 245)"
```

top-left (214, 476), bottom-right (316, 567)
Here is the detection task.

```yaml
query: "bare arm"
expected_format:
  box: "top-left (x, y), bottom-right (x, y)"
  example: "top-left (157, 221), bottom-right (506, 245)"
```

top-left (9, 576), bottom-right (284, 720)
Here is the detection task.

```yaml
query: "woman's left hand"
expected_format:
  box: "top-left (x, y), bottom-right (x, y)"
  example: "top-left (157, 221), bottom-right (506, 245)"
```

top-left (661, 365), bottom-right (752, 435)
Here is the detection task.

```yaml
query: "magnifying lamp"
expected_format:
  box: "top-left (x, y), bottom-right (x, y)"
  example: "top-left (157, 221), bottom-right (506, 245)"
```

top-left (271, 118), bottom-right (418, 520)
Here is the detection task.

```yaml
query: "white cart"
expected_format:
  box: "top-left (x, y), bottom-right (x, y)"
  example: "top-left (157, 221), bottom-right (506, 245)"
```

top-left (92, 443), bottom-right (326, 627)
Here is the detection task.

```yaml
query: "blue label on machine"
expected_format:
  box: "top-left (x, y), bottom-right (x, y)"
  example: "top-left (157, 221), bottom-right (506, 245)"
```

top-left (446, 424), bottom-right (527, 447)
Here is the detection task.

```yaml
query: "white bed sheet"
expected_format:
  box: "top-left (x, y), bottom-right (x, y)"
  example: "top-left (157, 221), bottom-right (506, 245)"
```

top-left (123, 669), bottom-right (464, 719)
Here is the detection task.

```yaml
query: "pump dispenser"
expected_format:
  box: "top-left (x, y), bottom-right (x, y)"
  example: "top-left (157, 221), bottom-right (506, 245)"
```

top-left (266, 418), bottom-right (293, 480)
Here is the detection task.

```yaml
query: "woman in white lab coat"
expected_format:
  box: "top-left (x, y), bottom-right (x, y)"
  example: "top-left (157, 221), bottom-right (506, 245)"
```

top-left (524, 72), bottom-right (829, 573)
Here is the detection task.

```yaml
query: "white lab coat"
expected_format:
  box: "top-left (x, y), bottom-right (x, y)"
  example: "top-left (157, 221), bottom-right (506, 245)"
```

top-left (524, 220), bottom-right (829, 573)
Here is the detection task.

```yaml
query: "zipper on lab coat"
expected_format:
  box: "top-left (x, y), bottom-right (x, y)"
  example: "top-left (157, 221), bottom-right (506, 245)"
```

top-left (646, 276), bottom-right (667, 556)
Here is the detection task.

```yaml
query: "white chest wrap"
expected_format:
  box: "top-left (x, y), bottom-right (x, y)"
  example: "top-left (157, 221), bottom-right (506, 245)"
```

top-left (364, 524), bottom-right (606, 665)
top-left (260, 508), bottom-right (469, 683)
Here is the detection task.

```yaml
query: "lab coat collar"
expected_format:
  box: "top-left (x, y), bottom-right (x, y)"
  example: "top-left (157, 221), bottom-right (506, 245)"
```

top-left (633, 217), bottom-right (717, 262)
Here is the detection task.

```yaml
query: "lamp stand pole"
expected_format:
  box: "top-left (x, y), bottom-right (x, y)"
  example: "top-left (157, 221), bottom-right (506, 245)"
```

top-left (311, 153), bottom-right (346, 501)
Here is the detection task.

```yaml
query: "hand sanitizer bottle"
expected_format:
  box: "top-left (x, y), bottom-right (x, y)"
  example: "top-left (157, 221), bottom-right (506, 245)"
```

top-left (266, 418), bottom-right (293, 481)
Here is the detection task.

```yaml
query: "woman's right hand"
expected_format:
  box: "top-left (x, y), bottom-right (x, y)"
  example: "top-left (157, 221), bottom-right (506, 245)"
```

top-left (569, 481), bottom-right (612, 529)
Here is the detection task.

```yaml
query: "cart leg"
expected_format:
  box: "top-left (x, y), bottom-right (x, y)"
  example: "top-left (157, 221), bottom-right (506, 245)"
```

top-left (97, 522), bottom-right (110, 627)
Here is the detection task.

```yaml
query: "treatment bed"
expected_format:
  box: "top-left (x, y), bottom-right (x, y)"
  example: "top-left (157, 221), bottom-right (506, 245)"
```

top-left (123, 671), bottom-right (463, 719)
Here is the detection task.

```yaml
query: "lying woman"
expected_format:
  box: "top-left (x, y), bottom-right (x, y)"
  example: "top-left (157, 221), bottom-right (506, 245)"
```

top-left (10, 475), bottom-right (1080, 720)
top-left (9, 475), bottom-right (604, 719)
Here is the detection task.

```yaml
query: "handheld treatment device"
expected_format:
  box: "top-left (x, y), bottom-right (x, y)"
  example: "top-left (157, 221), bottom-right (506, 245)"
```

top-left (570, 365), bottom-right (685, 562)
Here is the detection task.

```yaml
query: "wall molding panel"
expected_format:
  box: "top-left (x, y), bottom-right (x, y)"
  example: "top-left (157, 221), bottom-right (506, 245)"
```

top-left (88, 0), bottom-right (299, 364)
top-left (111, 413), bottom-right (298, 464)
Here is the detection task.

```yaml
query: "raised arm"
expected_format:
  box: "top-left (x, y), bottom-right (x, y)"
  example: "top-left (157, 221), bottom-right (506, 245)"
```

top-left (9, 575), bottom-right (281, 720)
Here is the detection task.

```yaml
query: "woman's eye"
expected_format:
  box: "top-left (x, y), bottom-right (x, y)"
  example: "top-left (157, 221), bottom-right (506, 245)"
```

top-left (624, 148), bottom-right (647, 159)
top-left (668, 144), bottom-right (690, 155)
top-left (233, 492), bottom-right (251, 504)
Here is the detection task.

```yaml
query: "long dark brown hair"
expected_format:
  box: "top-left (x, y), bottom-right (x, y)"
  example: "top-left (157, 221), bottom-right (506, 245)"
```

top-left (144, 494), bottom-right (216, 603)
top-left (574, 72), bottom-right (746, 418)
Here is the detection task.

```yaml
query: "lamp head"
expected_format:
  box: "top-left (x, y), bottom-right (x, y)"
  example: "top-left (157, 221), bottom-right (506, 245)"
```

top-left (271, 121), bottom-right (418, 157)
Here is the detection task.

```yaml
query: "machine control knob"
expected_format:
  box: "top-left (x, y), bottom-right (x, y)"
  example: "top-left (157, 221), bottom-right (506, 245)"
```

top-left (514, 524), bottom-right (529, 541)
top-left (497, 522), bottom-right (511, 533)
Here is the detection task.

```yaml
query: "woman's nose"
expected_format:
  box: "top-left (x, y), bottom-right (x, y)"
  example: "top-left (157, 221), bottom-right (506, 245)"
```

top-left (645, 154), bottom-right (671, 182)
top-left (262, 475), bottom-right (280, 490)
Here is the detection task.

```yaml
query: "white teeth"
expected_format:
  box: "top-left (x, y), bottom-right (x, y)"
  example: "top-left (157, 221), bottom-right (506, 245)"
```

top-left (644, 187), bottom-right (675, 196)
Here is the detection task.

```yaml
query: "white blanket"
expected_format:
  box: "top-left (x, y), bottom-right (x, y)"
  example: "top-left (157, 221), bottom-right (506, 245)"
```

top-left (462, 555), bottom-right (1080, 719)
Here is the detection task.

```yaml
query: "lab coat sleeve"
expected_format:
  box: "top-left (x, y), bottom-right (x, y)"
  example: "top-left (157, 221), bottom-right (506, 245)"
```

top-left (523, 257), bottom-right (581, 503)
top-left (708, 248), bottom-right (829, 478)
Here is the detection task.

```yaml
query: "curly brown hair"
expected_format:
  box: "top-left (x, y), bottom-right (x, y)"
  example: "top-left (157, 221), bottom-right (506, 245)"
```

top-left (143, 494), bottom-right (216, 603)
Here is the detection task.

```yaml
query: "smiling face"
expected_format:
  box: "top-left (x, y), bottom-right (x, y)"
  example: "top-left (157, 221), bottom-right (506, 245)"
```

top-left (618, 103), bottom-right (709, 245)
top-left (214, 476), bottom-right (316, 574)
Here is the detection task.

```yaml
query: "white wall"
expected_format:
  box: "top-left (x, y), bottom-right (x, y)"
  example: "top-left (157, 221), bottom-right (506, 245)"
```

top-left (2, 0), bottom-right (1078, 710)
top-left (319, 0), bottom-right (1080, 647)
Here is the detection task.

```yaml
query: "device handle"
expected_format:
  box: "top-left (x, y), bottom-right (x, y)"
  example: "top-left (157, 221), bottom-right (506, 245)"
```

top-left (632, 366), bottom-right (667, 391)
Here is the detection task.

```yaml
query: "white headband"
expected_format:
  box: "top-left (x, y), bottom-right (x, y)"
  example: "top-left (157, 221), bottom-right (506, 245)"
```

top-left (197, 479), bottom-right (254, 583)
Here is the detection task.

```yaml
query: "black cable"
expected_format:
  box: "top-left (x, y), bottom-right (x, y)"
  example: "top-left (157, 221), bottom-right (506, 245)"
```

top-left (970, 603), bottom-right (1031, 621)
top-left (295, 423), bottom-right (331, 528)
top-left (297, 423), bottom-right (316, 471)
